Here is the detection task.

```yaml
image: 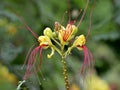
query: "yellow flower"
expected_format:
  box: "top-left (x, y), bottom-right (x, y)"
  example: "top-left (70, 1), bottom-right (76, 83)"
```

top-left (73, 34), bottom-right (86, 49)
top-left (58, 24), bottom-right (78, 45)
top-left (38, 35), bottom-right (55, 58)
top-left (38, 35), bottom-right (52, 49)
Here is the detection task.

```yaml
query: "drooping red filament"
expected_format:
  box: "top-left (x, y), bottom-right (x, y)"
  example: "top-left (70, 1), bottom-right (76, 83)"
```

top-left (34, 47), bottom-right (43, 73)
top-left (78, 45), bottom-right (94, 76)
top-left (23, 43), bottom-right (49, 80)
top-left (23, 46), bottom-right (42, 80)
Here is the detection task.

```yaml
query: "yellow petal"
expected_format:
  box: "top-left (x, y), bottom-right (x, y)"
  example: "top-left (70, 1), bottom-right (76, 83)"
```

top-left (73, 34), bottom-right (86, 47)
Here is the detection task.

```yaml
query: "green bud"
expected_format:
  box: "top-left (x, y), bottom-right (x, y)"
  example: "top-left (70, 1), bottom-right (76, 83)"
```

top-left (71, 25), bottom-right (78, 35)
top-left (44, 27), bottom-right (53, 38)
top-left (52, 32), bottom-right (57, 38)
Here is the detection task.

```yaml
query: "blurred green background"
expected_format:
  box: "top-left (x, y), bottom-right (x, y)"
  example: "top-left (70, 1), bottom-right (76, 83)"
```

top-left (0, 0), bottom-right (120, 90)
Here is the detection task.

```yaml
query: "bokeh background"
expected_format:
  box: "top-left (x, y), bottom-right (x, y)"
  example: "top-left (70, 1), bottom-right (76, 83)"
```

top-left (0, 0), bottom-right (120, 90)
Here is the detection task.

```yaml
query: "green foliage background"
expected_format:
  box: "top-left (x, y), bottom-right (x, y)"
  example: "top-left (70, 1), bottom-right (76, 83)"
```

top-left (0, 0), bottom-right (120, 90)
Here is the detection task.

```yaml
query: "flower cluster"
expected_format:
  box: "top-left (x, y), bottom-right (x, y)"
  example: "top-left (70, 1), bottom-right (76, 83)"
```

top-left (16, 1), bottom-right (95, 90)
top-left (22, 21), bottom-right (94, 80)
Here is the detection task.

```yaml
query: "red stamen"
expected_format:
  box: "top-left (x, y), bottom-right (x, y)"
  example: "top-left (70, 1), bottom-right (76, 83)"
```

top-left (67, 0), bottom-right (71, 23)
top-left (21, 43), bottom-right (38, 69)
top-left (35, 47), bottom-right (43, 73)
top-left (23, 46), bottom-right (41, 80)
top-left (78, 45), bottom-right (94, 76)
top-left (33, 47), bottom-right (45, 79)
top-left (86, 0), bottom-right (96, 40)
top-left (77, 0), bottom-right (89, 28)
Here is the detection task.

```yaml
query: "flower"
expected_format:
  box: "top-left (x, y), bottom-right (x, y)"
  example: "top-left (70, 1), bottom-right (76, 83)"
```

top-left (73, 35), bottom-right (94, 75)
top-left (38, 35), bottom-right (52, 48)
top-left (23, 35), bottom-right (54, 80)
top-left (38, 35), bottom-right (55, 58)
top-left (58, 23), bottom-right (78, 45)
top-left (73, 34), bottom-right (86, 48)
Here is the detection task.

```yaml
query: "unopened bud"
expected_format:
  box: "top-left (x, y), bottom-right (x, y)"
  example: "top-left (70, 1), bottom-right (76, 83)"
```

top-left (44, 27), bottom-right (53, 38)
top-left (52, 32), bottom-right (57, 37)
top-left (72, 25), bottom-right (78, 35)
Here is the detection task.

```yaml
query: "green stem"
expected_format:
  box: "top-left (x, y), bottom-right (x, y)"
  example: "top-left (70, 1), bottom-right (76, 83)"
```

top-left (52, 45), bottom-right (62, 56)
top-left (64, 46), bottom-right (74, 57)
top-left (61, 56), bottom-right (69, 90)
top-left (53, 42), bottom-right (70, 90)
top-left (52, 38), bottom-right (61, 47)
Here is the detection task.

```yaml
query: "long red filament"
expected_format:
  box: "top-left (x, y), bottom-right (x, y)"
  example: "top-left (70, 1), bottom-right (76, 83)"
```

top-left (21, 43), bottom-right (38, 69)
top-left (86, 0), bottom-right (96, 40)
top-left (17, 16), bottom-right (38, 39)
top-left (79, 45), bottom-right (94, 76)
top-left (23, 46), bottom-right (41, 80)
top-left (77, 0), bottom-right (89, 28)
top-left (35, 47), bottom-right (43, 72)
top-left (8, 6), bottom-right (38, 39)
top-left (33, 47), bottom-right (45, 80)
top-left (67, 0), bottom-right (71, 23)
top-left (61, 11), bottom-right (68, 25)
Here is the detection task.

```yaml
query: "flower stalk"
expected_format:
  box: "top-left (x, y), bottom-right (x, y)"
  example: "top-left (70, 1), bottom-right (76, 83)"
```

top-left (61, 44), bottom-right (69, 90)
top-left (61, 56), bottom-right (69, 90)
